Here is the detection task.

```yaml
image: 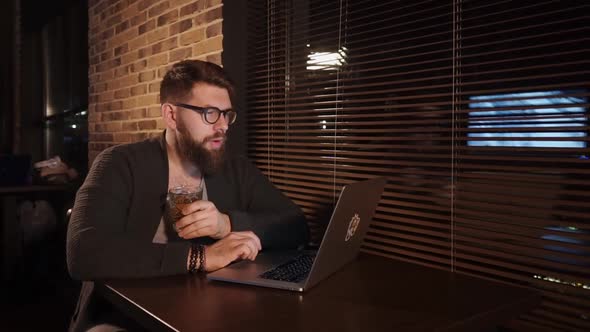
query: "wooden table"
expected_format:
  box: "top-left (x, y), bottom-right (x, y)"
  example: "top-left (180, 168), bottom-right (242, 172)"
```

top-left (98, 254), bottom-right (540, 332)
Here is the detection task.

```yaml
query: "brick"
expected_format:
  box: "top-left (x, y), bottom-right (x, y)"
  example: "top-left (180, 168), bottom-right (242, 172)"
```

top-left (149, 82), bottom-right (161, 93)
top-left (152, 37), bottom-right (177, 54)
top-left (138, 0), bottom-right (159, 11)
top-left (114, 132), bottom-right (135, 143)
top-left (131, 132), bottom-right (149, 141)
top-left (104, 121), bottom-right (123, 132)
top-left (156, 118), bottom-right (166, 129)
top-left (207, 0), bottom-right (221, 6)
top-left (194, 7), bottom-right (221, 26)
top-left (101, 69), bottom-right (115, 81)
top-left (138, 19), bottom-right (156, 35)
top-left (107, 79), bottom-right (120, 92)
top-left (137, 94), bottom-right (159, 106)
top-left (138, 46), bottom-right (152, 58)
top-left (89, 74), bottom-right (98, 85)
top-left (131, 59), bottom-right (148, 72)
top-left (108, 100), bottom-right (124, 111)
top-left (138, 119), bottom-right (158, 130)
top-left (180, 1), bottom-right (206, 18)
top-left (114, 65), bottom-right (130, 78)
top-left (102, 111), bottom-right (126, 121)
top-left (206, 52), bottom-right (221, 65)
top-left (96, 41), bottom-right (108, 54)
top-left (147, 106), bottom-right (161, 117)
top-left (148, 2), bottom-right (170, 18)
top-left (157, 65), bottom-right (172, 77)
top-left (131, 84), bottom-right (147, 96)
top-left (157, 9), bottom-right (179, 27)
top-left (114, 43), bottom-right (129, 56)
top-left (121, 1), bottom-right (139, 20)
top-left (114, 88), bottom-right (131, 99)
top-left (93, 103), bottom-right (106, 113)
top-left (179, 27), bottom-right (204, 45)
top-left (93, 1), bottom-right (109, 16)
top-left (95, 103), bottom-right (108, 113)
top-left (128, 35), bottom-right (147, 51)
top-left (108, 1), bottom-right (125, 17)
top-left (169, 0), bottom-right (194, 9)
top-left (110, 28), bottom-right (139, 50)
top-left (89, 14), bottom-right (100, 29)
top-left (115, 20), bottom-right (129, 34)
top-left (205, 21), bottom-right (221, 38)
top-left (130, 11), bottom-right (147, 27)
top-left (139, 70), bottom-right (156, 82)
top-left (90, 26), bottom-right (100, 38)
top-left (122, 98), bottom-right (138, 109)
top-left (169, 46), bottom-right (192, 62)
top-left (193, 35), bottom-right (222, 56)
top-left (121, 50), bottom-right (140, 65)
top-left (95, 82), bottom-right (108, 93)
top-left (170, 18), bottom-right (192, 35)
top-left (147, 53), bottom-right (168, 67)
top-left (146, 26), bottom-right (168, 44)
top-left (105, 14), bottom-right (122, 27)
top-left (122, 121), bottom-right (138, 131)
top-left (130, 108), bottom-right (148, 119)
top-left (90, 55), bottom-right (100, 65)
top-left (100, 51), bottom-right (110, 62)
top-left (98, 91), bottom-right (115, 103)
top-left (119, 74), bottom-right (139, 88)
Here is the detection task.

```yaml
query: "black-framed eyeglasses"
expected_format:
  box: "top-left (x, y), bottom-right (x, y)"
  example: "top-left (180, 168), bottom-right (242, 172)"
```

top-left (173, 103), bottom-right (237, 125)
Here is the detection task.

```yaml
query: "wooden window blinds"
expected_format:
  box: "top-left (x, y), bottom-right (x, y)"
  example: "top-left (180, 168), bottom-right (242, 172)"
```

top-left (244, 1), bottom-right (589, 330)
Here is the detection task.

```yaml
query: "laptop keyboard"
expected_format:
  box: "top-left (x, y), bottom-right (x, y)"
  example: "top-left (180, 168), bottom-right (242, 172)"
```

top-left (259, 253), bottom-right (316, 283)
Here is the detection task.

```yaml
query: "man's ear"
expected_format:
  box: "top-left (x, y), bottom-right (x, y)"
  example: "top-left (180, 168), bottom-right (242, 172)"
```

top-left (162, 103), bottom-right (177, 130)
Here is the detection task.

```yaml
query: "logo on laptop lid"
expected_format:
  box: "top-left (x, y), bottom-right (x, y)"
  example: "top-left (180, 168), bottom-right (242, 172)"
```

top-left (345, 213), bottom-right (360, 241)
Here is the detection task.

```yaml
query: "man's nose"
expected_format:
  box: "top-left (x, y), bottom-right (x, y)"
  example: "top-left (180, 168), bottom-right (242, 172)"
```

top-left (214, 114), bottom-right (229, 132)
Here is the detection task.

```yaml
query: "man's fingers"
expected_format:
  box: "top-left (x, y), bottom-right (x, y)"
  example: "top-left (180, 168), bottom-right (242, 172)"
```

top-left (180, 200), bottom-right (213, 215)
top-left (175, 210), bottom-right (211, 229)
top-left (228, 231), bottom-right (262, 249)
top-left (233, 242), bottom-right (256, 261)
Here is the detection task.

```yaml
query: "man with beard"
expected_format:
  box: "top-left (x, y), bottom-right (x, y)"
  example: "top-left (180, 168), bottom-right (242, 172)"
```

top-left (66, 60), bottom-right (309, 332)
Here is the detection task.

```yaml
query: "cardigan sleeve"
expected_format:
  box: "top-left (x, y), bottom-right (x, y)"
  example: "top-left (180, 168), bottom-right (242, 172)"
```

top-left (66, 147), bottom-right (190, 280)
top-left (226, 159), bottom-right (309, 250)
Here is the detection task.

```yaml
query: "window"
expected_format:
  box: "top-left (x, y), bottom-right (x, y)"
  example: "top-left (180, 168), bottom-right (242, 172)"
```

top-left (468, 91), bottom-right (587, 149)
top-left (246, 1), bottom-right (590, 330)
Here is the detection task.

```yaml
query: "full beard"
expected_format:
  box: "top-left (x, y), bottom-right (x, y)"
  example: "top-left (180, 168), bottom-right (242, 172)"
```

top-left (175, 120), bottom-right (226, 175)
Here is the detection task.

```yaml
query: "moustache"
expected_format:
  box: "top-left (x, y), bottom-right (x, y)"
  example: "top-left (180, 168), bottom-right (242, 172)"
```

top-left (204, 133), bottom-right (226, 143)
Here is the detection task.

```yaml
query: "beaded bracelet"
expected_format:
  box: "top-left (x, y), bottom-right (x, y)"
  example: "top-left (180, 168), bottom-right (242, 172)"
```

top-left (197, 244), bottom-right (206, 272)
top-left (189, 243), bottom-right (199, 273)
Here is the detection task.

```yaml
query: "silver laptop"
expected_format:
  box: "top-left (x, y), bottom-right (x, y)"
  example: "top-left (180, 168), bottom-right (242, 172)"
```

top-left (207, 177), bottom-right (387, 292)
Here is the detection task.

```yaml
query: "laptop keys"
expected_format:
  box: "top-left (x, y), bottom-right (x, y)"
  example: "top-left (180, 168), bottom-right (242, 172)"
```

top-left (259, 253), bottom-right (316, 283)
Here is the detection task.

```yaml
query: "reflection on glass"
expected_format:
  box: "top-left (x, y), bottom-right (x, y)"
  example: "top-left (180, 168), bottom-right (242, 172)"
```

top-left (468, 91), bottom-right (587, 148)
top-left (307, 47), bottom-right (348, 71)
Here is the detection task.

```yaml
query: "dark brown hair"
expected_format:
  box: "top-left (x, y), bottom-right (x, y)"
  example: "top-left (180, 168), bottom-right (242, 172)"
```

top-left (159, 60), bottom-right (235, 104)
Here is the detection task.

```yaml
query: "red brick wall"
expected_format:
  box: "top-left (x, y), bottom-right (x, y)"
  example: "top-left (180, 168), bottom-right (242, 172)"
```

top-left (87, 0), bottom-right (223, 163)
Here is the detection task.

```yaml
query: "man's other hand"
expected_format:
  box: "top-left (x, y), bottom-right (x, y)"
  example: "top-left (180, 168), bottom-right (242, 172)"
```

top-left (203, 231), bottom-right (262, 272)
top-left (176, 200), bottom-right (231, 239)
